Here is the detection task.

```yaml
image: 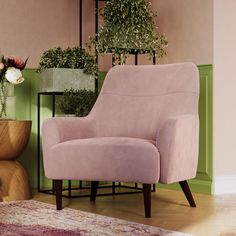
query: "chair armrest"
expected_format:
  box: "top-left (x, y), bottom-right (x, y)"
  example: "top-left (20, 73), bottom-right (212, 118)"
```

top-left (42, 116), bottom-right (95, 154)
top-left (156, 114), bottom-right (199, 184)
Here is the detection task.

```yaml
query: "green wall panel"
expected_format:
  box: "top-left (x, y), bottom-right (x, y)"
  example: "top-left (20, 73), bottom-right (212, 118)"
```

top-left (16, 69), bottom-right (40, 189)
top-left (16, 66), bottom-right (213, 194)
top-left (196, 65), bottom-right (213, 181)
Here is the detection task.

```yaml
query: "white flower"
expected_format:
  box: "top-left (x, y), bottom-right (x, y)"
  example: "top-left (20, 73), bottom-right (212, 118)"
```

top-left (5, 67), bottom-right (24, 84)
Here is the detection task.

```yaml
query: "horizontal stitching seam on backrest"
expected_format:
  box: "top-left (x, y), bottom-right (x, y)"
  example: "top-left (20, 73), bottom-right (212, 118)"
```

top-left (101, 91), bottom-right (199, 98)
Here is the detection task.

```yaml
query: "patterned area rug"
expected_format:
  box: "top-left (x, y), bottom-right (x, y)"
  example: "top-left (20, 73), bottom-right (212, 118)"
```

top-left (0, 200), bottom-right (191, 236)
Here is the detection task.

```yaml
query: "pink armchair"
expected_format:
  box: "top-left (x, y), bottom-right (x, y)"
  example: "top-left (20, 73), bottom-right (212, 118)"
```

top-left (42, 63), bottom-right (199, 217)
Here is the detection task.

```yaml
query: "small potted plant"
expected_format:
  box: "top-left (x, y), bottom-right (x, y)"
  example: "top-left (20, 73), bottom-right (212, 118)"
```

top-left (89, 0), bottom-right (168, 65)
top-left (38, 47), bottom-right (96, 92)
top-left (0, 53), bottom-right (28, 119)
top-left (57, 89), bottom-right (96, 117)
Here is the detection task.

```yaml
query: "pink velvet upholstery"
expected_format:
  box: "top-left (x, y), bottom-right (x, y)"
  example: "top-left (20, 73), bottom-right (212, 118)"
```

top-left (45, 137), bottom-right (159, 183)
top-left (42, 63), bottom-right (199, 185)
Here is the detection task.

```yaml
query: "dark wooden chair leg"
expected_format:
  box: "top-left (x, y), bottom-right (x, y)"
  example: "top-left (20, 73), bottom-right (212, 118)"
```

top-left (143, 184), bottom-right (151, 218)
top-left (179, 180), bottom-right (196, 207)
top-left (90, 181), bottom-right (99, 202)
top-left (54, 180), bottom-right (62, 210)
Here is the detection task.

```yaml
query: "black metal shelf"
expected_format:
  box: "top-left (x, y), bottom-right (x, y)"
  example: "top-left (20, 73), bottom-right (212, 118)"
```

top-left (39, 183), bottom-right (155, 199)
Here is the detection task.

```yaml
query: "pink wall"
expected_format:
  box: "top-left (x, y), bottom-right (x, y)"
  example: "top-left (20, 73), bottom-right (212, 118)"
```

top-left (213, 0), bottom-right (236, 177)
top-left (0, 0), bottom-right (79, 68)
top-left (154, 0), bottom-right (213, 65)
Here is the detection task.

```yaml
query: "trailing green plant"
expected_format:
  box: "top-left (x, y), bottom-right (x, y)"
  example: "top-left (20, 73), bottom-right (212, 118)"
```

top-left (38, 47), bottom-right (96, 75)
top-left (88, 0), bottom-right (168, 65)
top-left (57, 89), bottom-right (96, 116)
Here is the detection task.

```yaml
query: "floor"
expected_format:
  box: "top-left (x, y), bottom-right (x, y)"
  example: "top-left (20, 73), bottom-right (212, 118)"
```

top-left (33, 187), bottom-right (236, 236)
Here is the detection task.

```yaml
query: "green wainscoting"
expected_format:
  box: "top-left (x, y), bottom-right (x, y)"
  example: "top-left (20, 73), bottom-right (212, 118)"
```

top-left (16, 65), bottom-right (213, 194)
top-left (16, 69), bottom-right (40, 189)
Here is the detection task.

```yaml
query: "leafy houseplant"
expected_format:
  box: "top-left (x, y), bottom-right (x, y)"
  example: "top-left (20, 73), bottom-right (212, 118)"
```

top-left (38, 47), bottom-right (95, 75)
top-left (0, 55), bottom-right (28, 118)
top-left (38, 47), bottom-right (96, 92)
top-left (57, 89), bottom-right (96, 117)
top-left (89, 0), bottom-right (168, 65)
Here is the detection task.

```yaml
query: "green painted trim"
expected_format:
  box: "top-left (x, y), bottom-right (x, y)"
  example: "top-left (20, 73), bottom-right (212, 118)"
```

top-left (16, 69), bottom-right (40, 188)
top-left (197, 64), bottom-right (213, 186)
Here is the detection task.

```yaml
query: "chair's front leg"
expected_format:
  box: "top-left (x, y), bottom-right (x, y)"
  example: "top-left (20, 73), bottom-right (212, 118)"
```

top-left (54, 180), bottom-right (62, 210)
top-left (90, 181), bottom-right (99, 202)
top-left (143, 184), bottom-right (151, 218)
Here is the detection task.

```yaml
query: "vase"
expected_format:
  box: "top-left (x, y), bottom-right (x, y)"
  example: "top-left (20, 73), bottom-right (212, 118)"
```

top-left (40, 68), bottom-right (95, 92)
top-left (0, 82), bottom-right (16, 119)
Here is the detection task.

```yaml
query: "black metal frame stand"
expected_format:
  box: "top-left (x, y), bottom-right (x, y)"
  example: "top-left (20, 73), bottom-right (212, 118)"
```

top-left (37, 92), bottom-right (62, 193)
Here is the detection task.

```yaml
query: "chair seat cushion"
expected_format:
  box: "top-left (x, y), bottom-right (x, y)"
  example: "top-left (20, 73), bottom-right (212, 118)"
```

top-left (45, 137), bottom-right (160, 184)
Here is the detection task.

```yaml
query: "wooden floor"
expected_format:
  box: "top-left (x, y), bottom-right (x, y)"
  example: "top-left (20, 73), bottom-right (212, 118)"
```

top-left (33, 187), bottom-right (236, 236)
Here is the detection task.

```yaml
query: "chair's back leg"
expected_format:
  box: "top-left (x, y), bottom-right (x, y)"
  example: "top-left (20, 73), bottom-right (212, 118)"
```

top-left (143, 184), bottom-right (151, 218)
top-left (54, 179), bottom-right (62, 210)
top-left (90, 181), bottom-right (99, 202)
top-left (179, 180), bottom-right (196, 207)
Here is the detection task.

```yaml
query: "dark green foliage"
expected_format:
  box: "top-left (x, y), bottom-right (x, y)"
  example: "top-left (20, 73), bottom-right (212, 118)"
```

top-left (38, 47), bottom-right (96, 75)
top-left (57, 89), bottom-right (97, 116)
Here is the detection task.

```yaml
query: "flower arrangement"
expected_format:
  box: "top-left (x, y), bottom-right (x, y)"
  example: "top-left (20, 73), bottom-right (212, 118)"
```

top-left (0, 55), bottom-right (28, 117)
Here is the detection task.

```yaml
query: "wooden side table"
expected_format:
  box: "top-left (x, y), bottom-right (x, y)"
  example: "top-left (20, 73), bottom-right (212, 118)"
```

top-left (0, 120), bottom-right (31, 201)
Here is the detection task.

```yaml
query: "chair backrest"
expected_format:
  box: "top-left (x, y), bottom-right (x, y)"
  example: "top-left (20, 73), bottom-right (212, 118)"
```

top-left (90, 63), bottom-right (199, 140)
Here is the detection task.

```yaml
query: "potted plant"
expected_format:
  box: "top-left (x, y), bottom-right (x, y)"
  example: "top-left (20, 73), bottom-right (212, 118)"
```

top-left (38, 47), bottom-right (96, 92)
top-left (57, 89), bottom-right (96, 117)
top-left (0, 53), bottom-right (28, 119)
top-left (88, 0), bottom-right (168, 65)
